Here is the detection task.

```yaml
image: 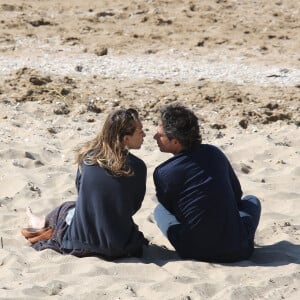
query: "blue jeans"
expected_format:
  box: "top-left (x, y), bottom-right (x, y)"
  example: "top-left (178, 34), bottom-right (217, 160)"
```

top-left (238, 195), bottom-right (261, 241)
top-left (65, 207), bottom-right (75, 225)
top-left (154, 195), bottom-right (261, 240)
top-left (154, 204), bottom-right (180, 237)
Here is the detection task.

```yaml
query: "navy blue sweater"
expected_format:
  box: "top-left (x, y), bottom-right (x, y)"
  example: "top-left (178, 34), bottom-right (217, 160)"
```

top-left (154, 144), bottom-right (253, 262)
top-left (61, 153), bottom-right (147, 259)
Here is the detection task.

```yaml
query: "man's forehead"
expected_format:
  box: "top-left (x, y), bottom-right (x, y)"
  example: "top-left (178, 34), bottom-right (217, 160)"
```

top-left (157, 120), bottom-right (164, 127)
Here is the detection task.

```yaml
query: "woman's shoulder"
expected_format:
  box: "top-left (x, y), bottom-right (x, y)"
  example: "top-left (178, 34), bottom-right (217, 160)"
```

top-left (128, 153), bottom-right (147, 169)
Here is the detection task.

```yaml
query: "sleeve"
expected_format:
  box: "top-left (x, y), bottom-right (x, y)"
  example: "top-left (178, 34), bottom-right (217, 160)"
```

top-left (75, 167), bottom-right (82, 194)
top-left (124, 154), bottom-right (147, 216)
top-left (228, 163), bottom-right (243, 205)
top-left (153, 166), bottom-right (176, 212)
top-left (131, 160), bottom-right (147, 214)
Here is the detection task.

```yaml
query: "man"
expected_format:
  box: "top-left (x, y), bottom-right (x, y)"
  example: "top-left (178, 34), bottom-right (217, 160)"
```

top-left (153, 104), bottom-right (261, 262)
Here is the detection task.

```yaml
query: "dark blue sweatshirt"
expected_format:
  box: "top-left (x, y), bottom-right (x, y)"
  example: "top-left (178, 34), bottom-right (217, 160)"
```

top-left (61, 153), bottom-right (147, 259)
top-left (154, 144), bottom-right (253, 262)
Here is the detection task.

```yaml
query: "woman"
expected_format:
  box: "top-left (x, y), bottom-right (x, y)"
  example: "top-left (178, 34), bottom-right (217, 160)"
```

top-left (22, 108), bottom-right (148, 260)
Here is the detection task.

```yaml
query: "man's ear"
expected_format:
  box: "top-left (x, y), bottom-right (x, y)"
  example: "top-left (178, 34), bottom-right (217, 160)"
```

top-left (171, 138), bottom-right (183, 154)
top-left (172, 138), bottom-right (180, 145)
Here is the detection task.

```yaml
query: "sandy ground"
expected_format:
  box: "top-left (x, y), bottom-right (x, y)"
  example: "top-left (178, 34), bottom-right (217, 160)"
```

top-left (0, 0), bottom-right (299, 299)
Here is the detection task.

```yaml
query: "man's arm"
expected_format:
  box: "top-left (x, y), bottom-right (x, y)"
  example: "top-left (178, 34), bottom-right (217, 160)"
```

top-left (228, 164), bottom-right (243, 205)
top-left (153, 167), bottom-right (175, 212)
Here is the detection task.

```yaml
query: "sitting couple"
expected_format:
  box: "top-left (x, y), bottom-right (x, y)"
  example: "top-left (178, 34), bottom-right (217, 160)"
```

top-left (22, 104), bottom-right (261, 262)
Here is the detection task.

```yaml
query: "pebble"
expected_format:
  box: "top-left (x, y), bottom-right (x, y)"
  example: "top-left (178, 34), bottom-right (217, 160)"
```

top-left (0, 51), bottom-right (299, 86)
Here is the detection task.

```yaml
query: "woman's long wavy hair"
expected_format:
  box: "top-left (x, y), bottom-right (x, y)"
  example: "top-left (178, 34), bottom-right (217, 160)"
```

top-left (75, 108), bottom-right (139, 177)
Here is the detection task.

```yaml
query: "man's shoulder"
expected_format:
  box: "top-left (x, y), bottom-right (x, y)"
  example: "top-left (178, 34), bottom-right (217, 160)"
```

top-left (155, 153), bottom-right (185, 174)
top-left (194, 143), bottom-right (223, 155)
top-left (155, 144), bottom-right (221, 169)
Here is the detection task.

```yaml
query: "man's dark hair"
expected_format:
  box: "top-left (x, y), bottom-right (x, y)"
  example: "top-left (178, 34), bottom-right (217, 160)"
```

top-left (160, 104), bottom-right (202, 149)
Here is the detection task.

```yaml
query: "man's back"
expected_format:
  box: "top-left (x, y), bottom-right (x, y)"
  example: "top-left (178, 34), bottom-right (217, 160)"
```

top-left (154, 144), bottom-right (253, 262)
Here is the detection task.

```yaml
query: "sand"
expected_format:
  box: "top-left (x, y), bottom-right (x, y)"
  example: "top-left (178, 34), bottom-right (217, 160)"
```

top-left (0, 0), bottom-right (299, 299)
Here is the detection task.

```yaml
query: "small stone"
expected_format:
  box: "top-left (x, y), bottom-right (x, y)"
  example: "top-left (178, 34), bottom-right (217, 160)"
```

top-left (25, 151), bottom-right (36, 160)
top-left (95, 47), bottom-right (108, 56)
top-left (239, 119), bottom-right (248, 129)
top-left (45, 281), bottom-right (63, 296)
top-left (211, 123), bottom-right (226, 130)
top-left (53, 104), bottom-right (70, 115)
top-left (240, 163), bottom-right (251, 174)
top-left (75, 65), bottom-right (83, 72)
top-left (181, 296), bottom-right (192, 300)
top-left (47, 127), bottom-right (57, 134)
top-left (29, 76), bottom-right (51, 86)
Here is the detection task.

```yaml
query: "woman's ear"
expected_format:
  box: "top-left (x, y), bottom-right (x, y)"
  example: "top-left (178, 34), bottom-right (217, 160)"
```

top-left (123, 135), bottom-right (130, 146)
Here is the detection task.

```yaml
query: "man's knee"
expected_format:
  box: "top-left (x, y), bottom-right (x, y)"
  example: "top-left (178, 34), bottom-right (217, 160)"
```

top-left (243, 195), bottom-right (261, 211)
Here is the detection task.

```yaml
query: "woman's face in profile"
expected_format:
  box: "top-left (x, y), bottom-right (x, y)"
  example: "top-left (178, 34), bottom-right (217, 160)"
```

top-left (123, 120), bottom-right (146, 150)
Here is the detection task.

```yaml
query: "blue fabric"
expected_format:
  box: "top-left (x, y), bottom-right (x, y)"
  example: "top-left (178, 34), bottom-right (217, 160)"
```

top-left (61, 153), bottom-right (147, 259)
top-left (153, 143), bottom-right (260, 262)
top-left (239, 195), bottom-right (261, 242)
top-left (31, 201), bottom-right (76, 253)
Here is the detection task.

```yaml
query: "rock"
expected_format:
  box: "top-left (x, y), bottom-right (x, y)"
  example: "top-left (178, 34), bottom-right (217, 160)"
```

top-left (239, 119), bottom-right (248, 129)
top-left (45, 281), bottom-right (63, 296)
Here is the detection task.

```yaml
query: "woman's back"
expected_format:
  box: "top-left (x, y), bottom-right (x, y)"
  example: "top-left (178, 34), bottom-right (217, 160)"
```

top-left (61, 153), bottom-right (147, 259)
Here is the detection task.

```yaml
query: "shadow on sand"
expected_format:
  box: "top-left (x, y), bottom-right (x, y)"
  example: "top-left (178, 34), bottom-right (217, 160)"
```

top-left (117, 240), bottom-right (300, 267)
top-left (227, 241), bottom-right (300, 267)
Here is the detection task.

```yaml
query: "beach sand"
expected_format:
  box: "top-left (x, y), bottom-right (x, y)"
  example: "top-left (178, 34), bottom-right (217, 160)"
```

top-left (0, 0), bottom-right (299, 299)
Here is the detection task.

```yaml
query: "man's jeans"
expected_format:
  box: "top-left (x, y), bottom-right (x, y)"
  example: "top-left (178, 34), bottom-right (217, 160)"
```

top-left (239, 195), bottom-right (261, 241)
top-left (154, 195), bottom-right (261, 240)
top-left (154, 204), bottom-right (180, 237)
